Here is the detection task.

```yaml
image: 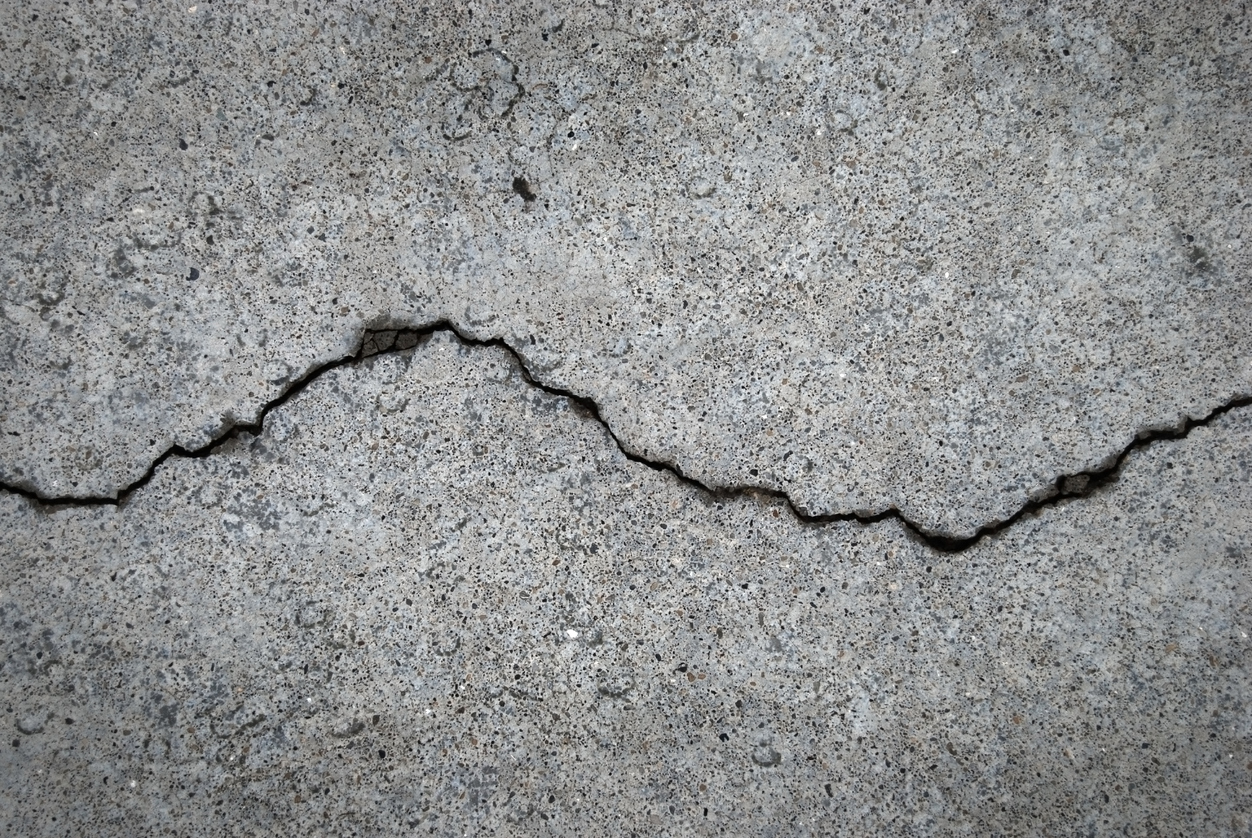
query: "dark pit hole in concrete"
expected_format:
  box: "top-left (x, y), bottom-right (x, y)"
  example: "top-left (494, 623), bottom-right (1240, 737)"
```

top-left (512, 176), bottom-right (537, 202)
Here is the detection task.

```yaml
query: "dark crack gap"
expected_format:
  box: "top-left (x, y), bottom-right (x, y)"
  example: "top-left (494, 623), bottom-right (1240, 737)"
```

top-left (2, 319), bottom-right (1249, 554)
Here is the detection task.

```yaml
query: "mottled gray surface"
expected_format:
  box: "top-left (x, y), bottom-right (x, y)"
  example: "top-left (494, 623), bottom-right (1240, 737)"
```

top-left (3, 2), bottom-right (1252, 836)
top-left (2, 1), bottom-right (1250, 535)
top-left (2, 335), bottom-right (1250, 836)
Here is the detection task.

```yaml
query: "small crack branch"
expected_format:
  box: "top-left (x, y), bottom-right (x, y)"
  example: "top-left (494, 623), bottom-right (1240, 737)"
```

top-left (2, 319), bottom-right (1249, 554)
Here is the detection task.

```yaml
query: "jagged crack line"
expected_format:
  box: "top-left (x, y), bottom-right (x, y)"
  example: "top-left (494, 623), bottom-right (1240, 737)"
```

top-left (2, 319), bottom-right (1249, 554)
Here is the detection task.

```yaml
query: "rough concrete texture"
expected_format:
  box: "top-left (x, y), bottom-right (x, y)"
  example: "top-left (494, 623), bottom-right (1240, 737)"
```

top-left (2, 335), bottom-right (1250, 835)
top-left (2, 1), bottom-right (1251, 535)
top-left (1, 1), bottom-right (1251, 835)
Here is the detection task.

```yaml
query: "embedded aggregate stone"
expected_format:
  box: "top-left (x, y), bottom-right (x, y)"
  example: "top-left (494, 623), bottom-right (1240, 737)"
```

top-left (2, 2), bottom-right (1251, 535)
top-left (1, 334), bottom-right (1249, 836)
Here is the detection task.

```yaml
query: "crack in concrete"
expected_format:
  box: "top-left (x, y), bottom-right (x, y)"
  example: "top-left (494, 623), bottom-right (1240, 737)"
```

top-left (2, 319), bottom-right (1248, 553)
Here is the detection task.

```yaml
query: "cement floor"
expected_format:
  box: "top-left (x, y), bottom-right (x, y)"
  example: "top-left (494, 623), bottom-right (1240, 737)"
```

top-left (2, 2), bottom-right (1249, 835)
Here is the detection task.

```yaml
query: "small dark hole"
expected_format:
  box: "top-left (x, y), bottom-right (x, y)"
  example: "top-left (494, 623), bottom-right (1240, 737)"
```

top-left (512, 177), bottom-right (537, 202)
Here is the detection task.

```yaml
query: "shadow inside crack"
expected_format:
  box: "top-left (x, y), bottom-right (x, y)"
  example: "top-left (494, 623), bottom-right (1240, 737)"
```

top-left (2, 319), bottom-right (1249, 554)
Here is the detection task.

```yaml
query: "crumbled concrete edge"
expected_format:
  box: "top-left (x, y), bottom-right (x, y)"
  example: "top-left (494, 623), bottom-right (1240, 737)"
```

top-left (2, 318), bottom-right (1248, 551)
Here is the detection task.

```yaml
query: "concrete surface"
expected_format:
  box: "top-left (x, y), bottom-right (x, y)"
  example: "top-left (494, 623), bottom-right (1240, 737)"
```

top-left (2, 333), bottom-right (1250, 835)
top-left (3, 0), bottom-right (1250, 535)
top-left (1, 1), bottom-right (1250, 835)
